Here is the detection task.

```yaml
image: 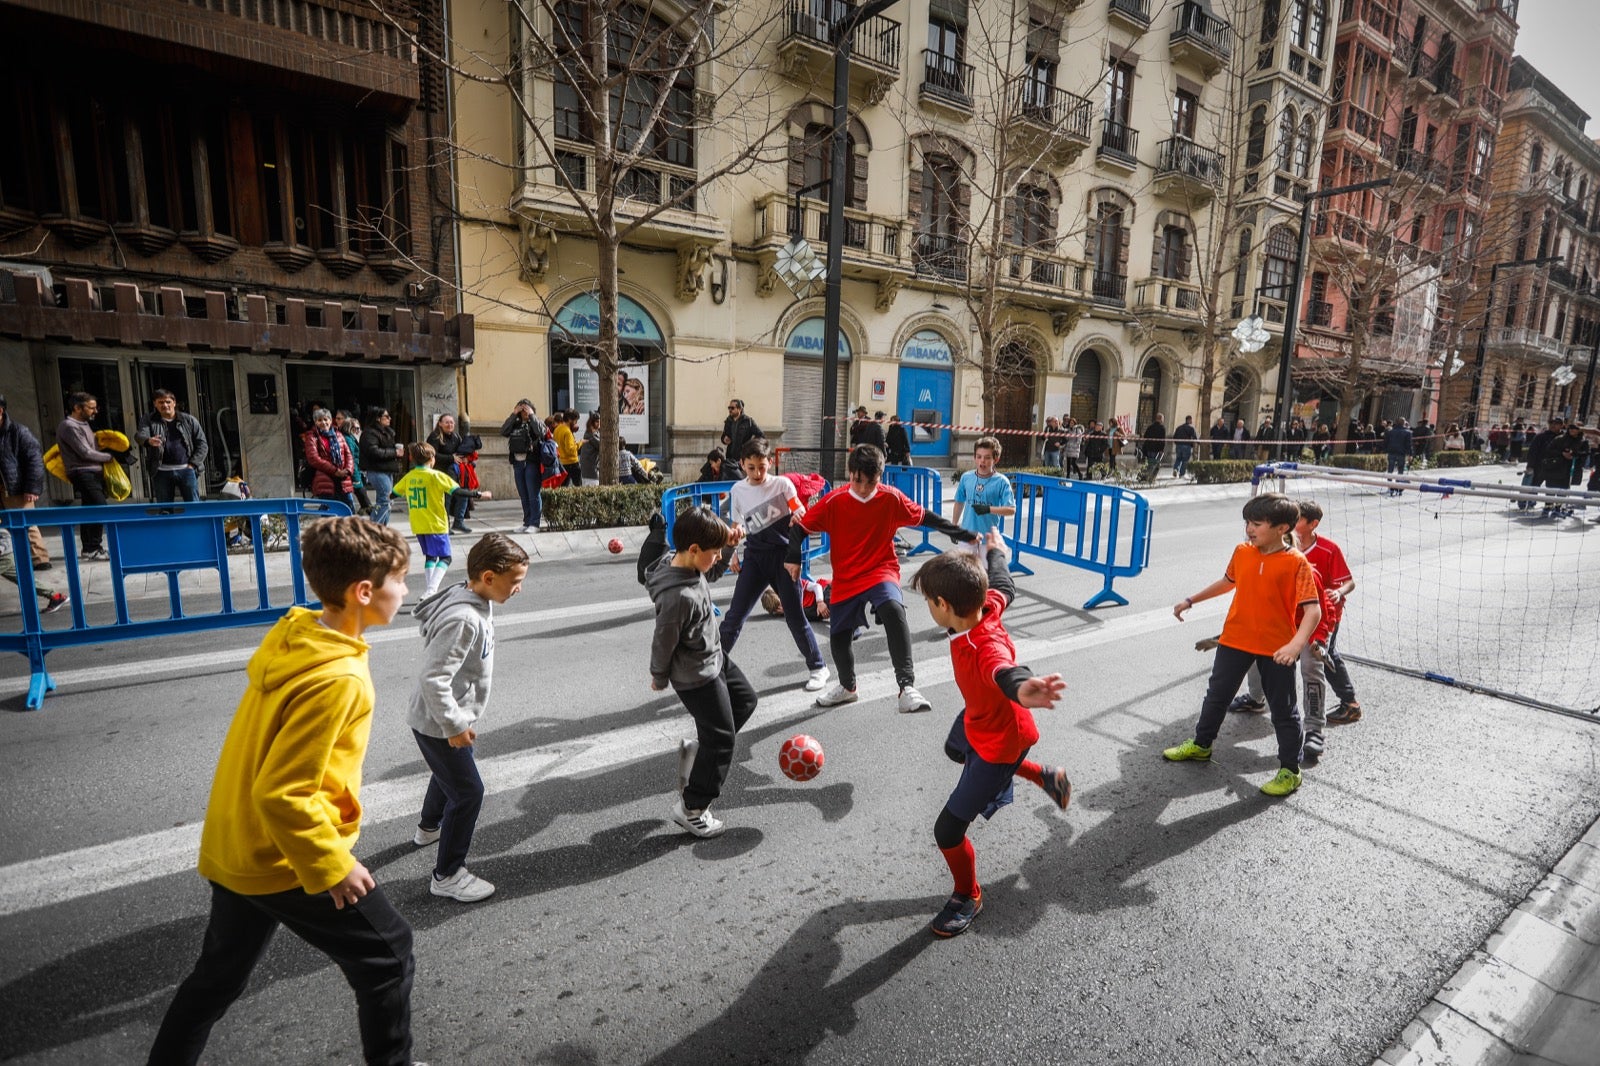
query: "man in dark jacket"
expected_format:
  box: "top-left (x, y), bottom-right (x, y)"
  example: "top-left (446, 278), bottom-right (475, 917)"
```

top-left (135, 389), bottom-right (209, 503)
top-left (1383, 418), bottom-right (1414, 475)
top-left (1138, 413), bottom-right (1167, 479)
top-left (721, 399), bottom-right (763, 463)
top-left (0, 395), bottom-right (50, 569)
top-left (1542, 421), bottom-right (1589, 491)
top-left (1171, 415), bottom-right (1198, 477)
top-left (885, 415), bottom-right (912, 465)
top-left (1208, 417), bottom-right (1230, 460)
top-left (852, 408), bottom-right (886, 457)
top-left (1519, 418), bottom-right (1564, 511)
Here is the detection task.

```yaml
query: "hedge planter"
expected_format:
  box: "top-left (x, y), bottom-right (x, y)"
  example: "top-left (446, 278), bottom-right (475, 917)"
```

top-left (540, 483), bottom-right (671, 531)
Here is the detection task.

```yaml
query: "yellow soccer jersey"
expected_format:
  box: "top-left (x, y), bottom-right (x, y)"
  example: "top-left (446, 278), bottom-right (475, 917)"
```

top-left (393, 466), bottom-right (459, 536)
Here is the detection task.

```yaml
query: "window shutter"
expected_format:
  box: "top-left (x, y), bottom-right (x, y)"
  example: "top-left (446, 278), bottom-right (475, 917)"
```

top-left (1180, 234), bottom-right (1192, 280)
top-left (930, 0), bottom-right (968, 28)
top-left (787, 134), bottom-right (805, 193)
top-left (907, 165), bottom-right (922, 228)
top-left (851, 148), bottom-right (868, 209)
top-left (1117, 223), bottom-right (1130, 274)
top-left (1047, 199), bottom-right (1059, 244)
top-left (956, 180), bottom-right (971, 230)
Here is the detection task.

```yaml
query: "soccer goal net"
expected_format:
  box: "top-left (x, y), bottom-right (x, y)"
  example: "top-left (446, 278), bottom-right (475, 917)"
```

top-left (1252, 462), bottom-right (1600, 720)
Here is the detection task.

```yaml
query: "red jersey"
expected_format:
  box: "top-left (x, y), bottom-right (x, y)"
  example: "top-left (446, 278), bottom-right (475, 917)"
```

top-left (799, 484), bottom-right (923, 602)
top-left (1299, 534), bottom-right (1352, 628)
top-left (951, 588), bottom-right (1041, 764)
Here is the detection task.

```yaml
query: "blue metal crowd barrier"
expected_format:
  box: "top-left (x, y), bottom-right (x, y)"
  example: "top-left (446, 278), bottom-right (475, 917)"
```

top-left (879, 465), bottom-right (945, 555)
top-left (1002, 475), bottom-right (1153, 609)
top-left (1, 498), bottom-right (351, 709)
top-left (658, 480), bottom-right (830, 578)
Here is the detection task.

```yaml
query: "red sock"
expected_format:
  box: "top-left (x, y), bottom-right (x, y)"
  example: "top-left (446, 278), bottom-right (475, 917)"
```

top-left (1016, 760), bottom-right (1043, 788)
top-left (939, 838), bottom-right (980, 899)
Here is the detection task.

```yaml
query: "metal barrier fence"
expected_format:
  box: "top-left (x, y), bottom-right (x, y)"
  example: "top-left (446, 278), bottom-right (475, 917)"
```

top-left (657, 480), bottom-right (831, 579)
top-left (2, 498), bottom-right (351, 709)
top-left (879, 465), bottom-right (945, 555)
top-left (1002, 474), bottom-right (1154, 609)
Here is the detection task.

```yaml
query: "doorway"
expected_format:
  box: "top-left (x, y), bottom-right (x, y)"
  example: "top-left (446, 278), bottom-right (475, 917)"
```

top-left (133, 360), bottom-right (241, 495)
top-left (286, 365), bottom-right (419, 464)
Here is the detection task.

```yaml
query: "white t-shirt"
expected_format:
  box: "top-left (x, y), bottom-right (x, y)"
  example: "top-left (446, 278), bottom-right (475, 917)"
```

top-left (731, 475), bottom-right (802, 549)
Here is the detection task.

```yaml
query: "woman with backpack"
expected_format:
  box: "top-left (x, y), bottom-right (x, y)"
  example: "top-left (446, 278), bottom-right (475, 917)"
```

top-left (500, 399), bottom-right (545, 533)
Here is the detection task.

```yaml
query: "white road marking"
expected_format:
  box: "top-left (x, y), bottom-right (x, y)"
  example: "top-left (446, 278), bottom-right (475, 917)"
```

top-left (0, 598), bottom-right (1223, 917)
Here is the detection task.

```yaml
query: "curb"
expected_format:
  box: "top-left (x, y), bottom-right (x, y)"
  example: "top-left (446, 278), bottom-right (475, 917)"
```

top-left (1374, 813), bottom-right (1600, 1066)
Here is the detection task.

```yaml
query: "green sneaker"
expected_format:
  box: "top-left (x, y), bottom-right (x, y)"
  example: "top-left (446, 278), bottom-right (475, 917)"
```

top-left (1162, 739), bottom-right (1212, 762)
top-left (1259, 768), bottom-right (1303, 797)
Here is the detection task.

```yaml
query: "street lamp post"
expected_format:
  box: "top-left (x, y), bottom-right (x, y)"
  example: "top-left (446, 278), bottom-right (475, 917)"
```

top-left (1579, 338), bottom-right (1600, 422)
top-left (821, 0), bottom-right (897, 482)
top-left (1467, 255), bottom-right (1564, 427)
top-left (1272, 177), bottom-right (1393, 440)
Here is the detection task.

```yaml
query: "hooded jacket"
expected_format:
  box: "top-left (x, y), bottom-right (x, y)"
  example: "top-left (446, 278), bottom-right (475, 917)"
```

top-left (197, 608), bottom-right (375, 896)
top-left (0, 410), bottom-right (45, 497)
top-left (647, 553), bottom-right (723, 689)
top-left (408, 582), bottom-right (496, 739)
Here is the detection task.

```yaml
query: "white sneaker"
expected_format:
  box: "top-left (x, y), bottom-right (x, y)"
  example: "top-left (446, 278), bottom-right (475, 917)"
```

top-left (678, 738), bottom-right (699, 794)
top-left (804, 667), bottom-right (830, 692)
top-left (815, 683), bottom-right (859, 708)
top-left (430, 866), bottom-right (495, 902)
top-left (413, 826), bottom-right (440, 847)
top-left (670, 796), bottom-right (725, 838)
top-left (897, 685), bottom-right (932, 714)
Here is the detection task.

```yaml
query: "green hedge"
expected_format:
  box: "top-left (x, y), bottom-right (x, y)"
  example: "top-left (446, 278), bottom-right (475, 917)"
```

top-left (1430, 450), bottom-right (1487, 468)
top-left (540, 483), bottom-right (671, 531)
top-left (1323, 454), bottom-right (1390, 472)
top-left (1185, 460), bottom-right (1259, 484)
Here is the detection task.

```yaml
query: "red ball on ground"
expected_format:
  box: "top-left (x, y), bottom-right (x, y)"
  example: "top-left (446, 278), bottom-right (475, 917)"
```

top-left (607, 537), bottom-right (624, 554)
top-left (779, 734), bottom-right (825, 782)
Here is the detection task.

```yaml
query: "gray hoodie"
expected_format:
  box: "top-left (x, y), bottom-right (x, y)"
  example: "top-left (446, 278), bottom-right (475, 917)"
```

top-left (646, 554), bottom-right (722, 689)
top-left (407, 582), bottom-right (496, 739)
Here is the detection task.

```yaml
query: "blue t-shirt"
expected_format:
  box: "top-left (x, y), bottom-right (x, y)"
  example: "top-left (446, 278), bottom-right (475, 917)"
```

top-left (954, 470), bottom-right (1014, 534)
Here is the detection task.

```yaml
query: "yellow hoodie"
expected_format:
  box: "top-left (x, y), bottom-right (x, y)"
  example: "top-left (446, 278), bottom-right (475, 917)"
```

top-left (197, 607), bottom-right (376, 896)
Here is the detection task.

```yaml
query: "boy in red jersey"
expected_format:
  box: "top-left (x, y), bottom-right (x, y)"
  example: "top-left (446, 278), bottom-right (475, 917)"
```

top-left (1296, 500), bottom-right (1362, 727)
top-left (910, 530), bottom-right (1069, 937)
top-left (1164, 493), bottom-right (1321, 797)
top-left (785, 444), bottom-right (977, 713)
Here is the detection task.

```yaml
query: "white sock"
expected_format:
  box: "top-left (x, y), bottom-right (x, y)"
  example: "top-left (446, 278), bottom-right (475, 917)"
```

top-left (424, 563), bottom-right (444, 596)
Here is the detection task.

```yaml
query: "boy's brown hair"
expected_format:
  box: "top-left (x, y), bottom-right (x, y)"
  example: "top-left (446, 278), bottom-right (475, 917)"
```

top-left (408, 442), bottom-right (435, 466)
top-left (466, 533), bottom-right (530, 578)
top-left (847, 443), bottom-right (886, 481)
top-left (975, 435), bottom-right (1002, 460)
top-left (911, 548), bottom-right (989, 616)
top-left (672, 505), bottom-right (730, 552)
top-left (301, 516), bottom-right (409, 607)
top-left (741, 437), bottom-right (773, 462)
top-left (1242, 492), bottom-right (1300, 529)
top-left (1296, 499), bottom-right (1324, 524)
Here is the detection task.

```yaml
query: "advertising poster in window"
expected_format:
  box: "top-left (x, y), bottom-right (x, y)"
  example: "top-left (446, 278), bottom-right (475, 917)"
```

top-left (569, 363), bottom-right (650, 446)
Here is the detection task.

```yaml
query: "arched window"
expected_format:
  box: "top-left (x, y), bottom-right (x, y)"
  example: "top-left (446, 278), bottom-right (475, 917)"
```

top-left (1137, 358), bottom-right (1163, 429)
top-left (1278, 107), bottom-right (1297, 172)
top-left (1295, 116), bottom-right (1316, 177)
top-left (1012, 183), bottom-right (1054, 248)
top-left (1290, 0), bottom-right (1308, 46)
top-left (1245, 106), bottom-right (1268, 169)
top-left (1071, 351), bottom-right (1103, 425)
top-left (1260, 224), bottom-right (1297, 301)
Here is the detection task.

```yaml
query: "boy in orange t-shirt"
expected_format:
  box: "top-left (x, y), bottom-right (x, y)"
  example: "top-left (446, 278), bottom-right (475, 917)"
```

top-left (1163, 493), bottom-right (1322, 797)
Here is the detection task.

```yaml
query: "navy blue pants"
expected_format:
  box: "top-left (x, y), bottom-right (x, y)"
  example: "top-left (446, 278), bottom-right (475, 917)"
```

top-left (718, 546), bottom-right (824, 671)
top-left (413, 730), bottom-right (485, 879)
top-left (1194, 644), bottom-right (1303, 771)
top-left (511, 459), bottom-right (542, 527)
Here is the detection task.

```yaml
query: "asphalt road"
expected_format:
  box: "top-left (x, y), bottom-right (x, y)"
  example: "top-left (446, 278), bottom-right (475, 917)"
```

top-left (1, 490), bottom-right (1597, 1065)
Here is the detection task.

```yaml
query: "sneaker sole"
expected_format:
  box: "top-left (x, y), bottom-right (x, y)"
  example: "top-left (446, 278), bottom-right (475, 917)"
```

top-left (930, 896), bottom-right (983, 939)
top-left (671, 814), bottom-right (726, 839)
top-left (803, 678), bottom-right (829, 692)
top-left (430, 883), bottom-right (495, 902)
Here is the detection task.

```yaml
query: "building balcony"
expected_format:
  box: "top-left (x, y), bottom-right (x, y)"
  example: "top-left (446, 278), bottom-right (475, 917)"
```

top-left (1312, 209), bottom-right (1373, 254)
top-left (1339, 0), bottom-right (1396, 43)
top-left (913, 232), bottom-right (970, 283)
top-left (1431, 63), bottom-right (1462, 104)
top-left (1097, 119), bottom-right (1139, 170)
top-left (1001, 245), bottom-right (1090, 309)
top-left (1013, 82), bottom-right (1094, 166)
top-left (1392, 146), bottom-right (1447, 188)
top-left (751, 192), bottom-right (907, 284)
top-left (1326, 101), bottom-right (1383, 148)
top-left (1491, 326), bottom-right (1572, 364)
top-left (1390, 37), bottom-right (1417, 74)
top-left (1549, 265), bottom-right (1578, 290)
top-left (1108, 0), bottom-right (1152, 33)
top-left (1169, 1), bottom-right (1231, 75)
top-left (1131, 277), bottom-right (1203, 326)
top-left (919, 49), bottom-right (975, 115)
top-left (1091, 269), bottom-right (1128, 307)
top-left (776, 0), bottom-right (902, 105)
top-left (1520, 170), bottom-right (1563, 198)
top-left (1463, 85), bottom-right (1504, 118)
top-left (1561, 197), bottom-right (1588, 228)
top-left (1153, 137), bottom-right (1225, 203)
top-left (515, 146), bottom-right (727, 252)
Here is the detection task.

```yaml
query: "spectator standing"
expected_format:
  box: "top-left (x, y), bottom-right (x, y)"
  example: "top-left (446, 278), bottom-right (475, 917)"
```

top-left (1413, 419), bottom-right (1435, 462)
top-left (885, 415), bottom-right (912, 466)
top-left (1313, 422), bottom-right (1332, 461)
top-left (1063, 420), bottom-right (1085, 478)
top-left (56, 392), bottom-right (113, 561)
top-left (1228, 418), bottom-right (1250, 461)
top-left (360, 408), bottom-right (404, 527)
top-left (426, 414), bottom-right (475, 532)
top-left (1443, 423), bottom-right (1466, 450)
top-left (556, 410), bottom-right (582, 486)
top-left (1172, 416), bottom-right (1198, 478)
top-left (1138, 413), bottom-right (1167, 479)
top-left (578, 413), bottom-right (602, 483)
top-left (336, 412), bottom-right (371, 516)
top-left (1208, 416), bottom-right (1230, 460)
top-left (500, 400), bottom-right (542, 532)
top-left (1509, 420), bottom-right (1527, 462)
top-left (1082, 420), bottom-right (1107, 474)
top-left (1254, 418), bottom-right (1276, 462)
top-left (0, 395), bottom-right (50, 569)
top-left (1040, 417), bottom-right (1065, 469)
top-left (302, 408), bottom-right (356, 512)
top-left (851, 407), bottom-right (886, 457)
top-left (1383, 418), bottom-right (1413, 474)
top-left (1489, 423), bottom-right (1509, 461)
top-left (136, 389), bottom-right (208, 503)
top-left (721, 399), bottom-right (763, 464)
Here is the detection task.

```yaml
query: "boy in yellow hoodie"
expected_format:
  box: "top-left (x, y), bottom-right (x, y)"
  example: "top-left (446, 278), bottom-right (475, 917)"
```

top-left (148, 516), bottom-right (415, 1066)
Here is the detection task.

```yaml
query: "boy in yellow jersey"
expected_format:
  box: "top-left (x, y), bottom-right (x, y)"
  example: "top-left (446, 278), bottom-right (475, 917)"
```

top-left (148, 516), bottom-right (415, 1065)
top-left (394, 442), bottom-right (490, 597)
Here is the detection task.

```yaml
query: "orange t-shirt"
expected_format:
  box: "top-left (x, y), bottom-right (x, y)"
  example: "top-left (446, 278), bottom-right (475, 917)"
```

top-left (1219, 543), bottom-right (1320, 656)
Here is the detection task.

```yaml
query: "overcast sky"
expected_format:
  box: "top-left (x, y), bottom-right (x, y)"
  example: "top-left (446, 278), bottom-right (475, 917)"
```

top-left (1512, 0), bottom-right (1600, 127)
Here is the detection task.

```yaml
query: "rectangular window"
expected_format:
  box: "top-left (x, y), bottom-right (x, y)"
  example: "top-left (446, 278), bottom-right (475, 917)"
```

top-left (1160, 225), bottom-right (1186, 279)
top-left (389, 140), bottom-right (411, 256)
top-left (1107, 61), bottom-right (1134, 125)
top-left (1173, 90), bottom-right (1197, 138)
top-left (256, 115), bottom-right (285, 243)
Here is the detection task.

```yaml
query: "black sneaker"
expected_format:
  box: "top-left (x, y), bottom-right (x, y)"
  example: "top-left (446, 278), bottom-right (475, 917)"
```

top-left (451, 522), bottom-right (472, 534)
top-left (43, 593), bottom-right (69, 614)
top-left (34, 561), bottom-right (52, 571)
top-left (1041, 766), bottom-right (1072, 810)
top-left (1326, 702), bottom-right (1362, 725)
top-left (1301, 730), bottom-right (1325, 766)
top-left (929, 893), bottom-right (983, 938)
top-left (1228, 695), bottom-right (1266, 713)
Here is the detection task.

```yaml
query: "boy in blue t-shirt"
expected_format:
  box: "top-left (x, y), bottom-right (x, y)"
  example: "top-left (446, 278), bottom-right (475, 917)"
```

top-left (952, 436), bottom-right (1016, 536)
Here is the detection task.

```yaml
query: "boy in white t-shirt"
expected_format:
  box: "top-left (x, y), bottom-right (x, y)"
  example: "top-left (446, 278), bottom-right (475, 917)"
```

top-left (952, 436), bottom-right (1017, 536)
top-left (716, 438), bottom-right (830, 692)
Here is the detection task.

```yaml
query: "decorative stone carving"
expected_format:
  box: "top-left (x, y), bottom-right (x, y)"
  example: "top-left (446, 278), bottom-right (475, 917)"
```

top-left (875, 273), bottom-right (905, 313)
top-left (519, 220), bottom-right (556, 282)
top-left (1051, 307), bottom-right (1085, 337)
top-left (756, 251), bottom-right (780, 297)
top-left (675, 241), bottom-right (715, 301)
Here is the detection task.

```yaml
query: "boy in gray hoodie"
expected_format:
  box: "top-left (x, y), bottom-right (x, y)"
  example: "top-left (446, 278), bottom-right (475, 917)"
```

top-left (409, 533), bottom-right (529, 902)
top-left (647, 506), bottom-right (753, 838)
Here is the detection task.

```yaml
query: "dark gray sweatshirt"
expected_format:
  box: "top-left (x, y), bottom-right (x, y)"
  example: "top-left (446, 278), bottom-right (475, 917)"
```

top-left (407, 582), bottom-right (496, 739)
top-left (646, 554), bottom-right (722, 690)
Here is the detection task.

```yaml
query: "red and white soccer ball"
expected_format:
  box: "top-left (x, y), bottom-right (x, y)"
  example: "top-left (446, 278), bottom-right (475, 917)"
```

top-left (607, 537), bottom-right (625, 554)
top-left (779, 734), bottom-right (825, 782)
